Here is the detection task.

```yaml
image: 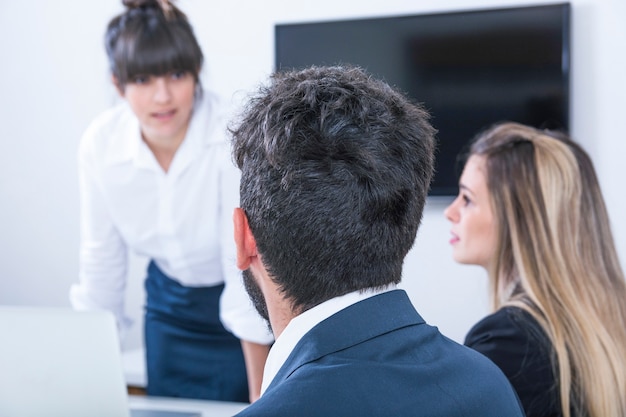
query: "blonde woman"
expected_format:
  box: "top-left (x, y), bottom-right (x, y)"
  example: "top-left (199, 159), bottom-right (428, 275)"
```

top-left (445, 122), bottom-right (626, 417)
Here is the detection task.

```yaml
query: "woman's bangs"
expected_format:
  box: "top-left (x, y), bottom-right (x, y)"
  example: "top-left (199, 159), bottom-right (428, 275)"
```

top-left (123, 30), bottom-right (198, 80)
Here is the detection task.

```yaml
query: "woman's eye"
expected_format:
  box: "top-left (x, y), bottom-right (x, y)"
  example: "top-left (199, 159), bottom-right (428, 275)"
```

top-left (133, 75), bottom-right (150, 84)
top-left (171, 70), bottom-right (187, 80)
top-left (462, 195), bottom-right (471, 206)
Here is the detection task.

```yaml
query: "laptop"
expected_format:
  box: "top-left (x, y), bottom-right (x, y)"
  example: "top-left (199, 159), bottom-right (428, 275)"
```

top-left (0, 306), bottom-right (214, 417)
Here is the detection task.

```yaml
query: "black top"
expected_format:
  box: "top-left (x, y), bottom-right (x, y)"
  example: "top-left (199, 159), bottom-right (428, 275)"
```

top-left (465, 307), bottom-right (562, 417)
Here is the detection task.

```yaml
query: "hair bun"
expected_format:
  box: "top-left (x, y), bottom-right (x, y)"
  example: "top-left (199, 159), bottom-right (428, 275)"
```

top-left (122, 0), bottom-right (174, 17)
top-left (122, 0), bottom-right (159, 9)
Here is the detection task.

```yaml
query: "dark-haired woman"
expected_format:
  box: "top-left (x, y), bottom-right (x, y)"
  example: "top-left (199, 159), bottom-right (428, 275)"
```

top-left (69, 0), bottom-right (272, 402)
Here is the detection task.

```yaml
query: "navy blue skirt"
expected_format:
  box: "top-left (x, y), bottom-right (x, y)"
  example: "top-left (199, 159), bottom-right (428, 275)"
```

top-left (144, 261), bottom-right (248, 402)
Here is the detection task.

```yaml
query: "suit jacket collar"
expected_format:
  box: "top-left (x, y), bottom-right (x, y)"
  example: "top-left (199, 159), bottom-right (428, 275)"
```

top-left (264, 289), bottom-right (424, 393)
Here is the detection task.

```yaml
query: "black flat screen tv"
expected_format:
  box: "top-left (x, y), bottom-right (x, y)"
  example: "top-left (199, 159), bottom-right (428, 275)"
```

top-left (275, 3), bottom-right (571, 196)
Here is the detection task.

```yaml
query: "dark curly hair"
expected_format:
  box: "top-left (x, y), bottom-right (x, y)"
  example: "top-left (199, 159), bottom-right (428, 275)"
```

top-left (230, 65), bottom-right (436, 313)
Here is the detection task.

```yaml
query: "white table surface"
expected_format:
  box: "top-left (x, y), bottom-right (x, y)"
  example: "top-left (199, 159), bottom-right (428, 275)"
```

top-left (122, 347), bottom-right (147, 387)
top-left (129, 394), bottom-right (248, 416)
top-left (123, 349), bottom-right (249, 416)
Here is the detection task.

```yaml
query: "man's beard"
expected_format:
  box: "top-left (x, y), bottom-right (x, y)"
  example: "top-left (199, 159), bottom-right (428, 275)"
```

top-left (242, 269), bottom-right (271, 329)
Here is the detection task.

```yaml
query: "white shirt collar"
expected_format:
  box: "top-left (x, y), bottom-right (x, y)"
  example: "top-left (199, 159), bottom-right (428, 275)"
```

top-left (260, 284), bottom-right (397, 395)
top-left (102, 91), bottom-right (225, 170)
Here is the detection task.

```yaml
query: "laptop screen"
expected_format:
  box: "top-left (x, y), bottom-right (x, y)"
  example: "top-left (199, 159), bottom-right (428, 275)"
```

top-left (0, 306), bottom-right (131, 417)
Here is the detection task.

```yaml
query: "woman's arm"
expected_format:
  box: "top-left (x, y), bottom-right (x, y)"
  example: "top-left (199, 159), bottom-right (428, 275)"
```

top-left (217, 142), bottom-right (273, 400)
top-left (70, 127), bottom-right (131, 339)
top-left (241, 340), bottom-right (270, 402)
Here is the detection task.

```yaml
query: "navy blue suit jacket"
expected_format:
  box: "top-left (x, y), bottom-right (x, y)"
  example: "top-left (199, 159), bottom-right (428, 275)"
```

top-left (236, 290), bottom-right (525, 416)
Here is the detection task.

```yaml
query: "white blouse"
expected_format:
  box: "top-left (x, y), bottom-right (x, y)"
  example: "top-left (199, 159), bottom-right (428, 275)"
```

top-left (70, 91), bottom-right (273, 345)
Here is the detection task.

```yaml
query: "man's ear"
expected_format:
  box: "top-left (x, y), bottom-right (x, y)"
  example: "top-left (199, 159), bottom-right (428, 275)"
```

top-left (233, 208), bottom-right (257, 270)
top-left (111, 75), bottom-right (124, 97)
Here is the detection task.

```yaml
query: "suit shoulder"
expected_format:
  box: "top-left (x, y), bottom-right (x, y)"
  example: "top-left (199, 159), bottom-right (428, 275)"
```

top-left (465, 306), bottom-right (549, 352)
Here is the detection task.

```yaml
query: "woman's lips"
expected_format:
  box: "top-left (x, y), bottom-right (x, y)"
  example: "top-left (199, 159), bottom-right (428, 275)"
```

top-left (152, 109), bottom-right (176, 120)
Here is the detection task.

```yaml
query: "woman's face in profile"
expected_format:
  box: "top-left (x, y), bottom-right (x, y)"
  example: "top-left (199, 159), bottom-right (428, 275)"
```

top-left (444, 155), bottom-right (498, 270)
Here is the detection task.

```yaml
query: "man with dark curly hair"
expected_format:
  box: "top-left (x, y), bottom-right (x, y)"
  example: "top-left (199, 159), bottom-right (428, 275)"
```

top-left (229, 65), bottom-right (524, 416)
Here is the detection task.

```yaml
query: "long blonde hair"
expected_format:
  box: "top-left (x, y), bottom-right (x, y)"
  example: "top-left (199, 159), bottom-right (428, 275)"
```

top-left (470, 122), bottom-right (626, 417)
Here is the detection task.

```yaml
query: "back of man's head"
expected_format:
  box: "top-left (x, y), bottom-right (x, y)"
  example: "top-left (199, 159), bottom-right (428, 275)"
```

top-left (230, 65), bottom-right (435, 313)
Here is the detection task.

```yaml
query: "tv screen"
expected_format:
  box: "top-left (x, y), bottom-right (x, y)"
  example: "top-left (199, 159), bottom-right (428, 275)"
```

top-left (275, 3), bottom-right (571, 196)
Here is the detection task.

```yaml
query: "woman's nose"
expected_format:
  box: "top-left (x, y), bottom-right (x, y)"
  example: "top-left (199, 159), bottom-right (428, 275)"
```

top-left (153, 77), bottom-right (172, 103)
top-left (444, 199), bottom-right (458, 222)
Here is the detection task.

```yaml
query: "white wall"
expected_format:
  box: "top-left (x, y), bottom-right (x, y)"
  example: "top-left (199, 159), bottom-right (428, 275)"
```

top-left (1, 0), bottom-right (624, 350)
